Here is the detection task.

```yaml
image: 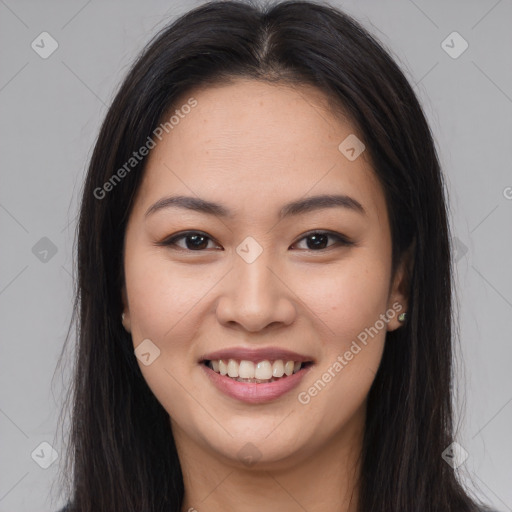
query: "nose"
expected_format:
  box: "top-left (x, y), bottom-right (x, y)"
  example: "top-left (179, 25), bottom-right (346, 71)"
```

top-left (215, 248), bottom-right (297, 333)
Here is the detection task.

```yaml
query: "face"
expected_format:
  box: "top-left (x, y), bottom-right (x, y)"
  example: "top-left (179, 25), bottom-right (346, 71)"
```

top-left (121, 79), bottom-right (409, 469)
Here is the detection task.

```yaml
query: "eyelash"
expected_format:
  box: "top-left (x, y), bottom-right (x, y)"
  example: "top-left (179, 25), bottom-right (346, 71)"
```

top-left (156, 230), bottom-right (355, 252)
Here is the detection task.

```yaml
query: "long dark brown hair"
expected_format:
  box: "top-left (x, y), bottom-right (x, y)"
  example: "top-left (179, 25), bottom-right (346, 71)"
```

top-left (55, 1), bottom-right (488, 510)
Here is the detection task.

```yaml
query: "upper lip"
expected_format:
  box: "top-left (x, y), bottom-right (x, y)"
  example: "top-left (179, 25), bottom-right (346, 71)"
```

top-left (199, 346), bottom-right (315, 364)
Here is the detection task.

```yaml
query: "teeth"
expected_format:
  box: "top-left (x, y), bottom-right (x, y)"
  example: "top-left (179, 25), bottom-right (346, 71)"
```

top-left (218, 359), bottom-right (228, 376)
top-left (272, 360), bottom-right (284, 378)
top-left (255, 361), bottom-right (273, 380)
top-left (208, 358), bottom-right (305, 381)
top-left (239, 360), bottom-right (255, 379)
top-left (227, 359), bottom-right (239, 378)
top-left (284, 361), bottom-right (294, 376)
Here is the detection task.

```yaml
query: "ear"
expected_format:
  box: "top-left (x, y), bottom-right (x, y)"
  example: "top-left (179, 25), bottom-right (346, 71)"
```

top-left (121, 284), bottom-right (131, 333)
top-left (386, 240), bottom-right (415, 332)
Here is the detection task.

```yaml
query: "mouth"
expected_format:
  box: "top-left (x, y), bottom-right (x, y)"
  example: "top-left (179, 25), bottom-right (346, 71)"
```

top-left (201, 358), bottom-right (314, 384)
top-left (199, 353), bottom-right (315, 404)
top-left (198, 347), bottom-right (316, 403)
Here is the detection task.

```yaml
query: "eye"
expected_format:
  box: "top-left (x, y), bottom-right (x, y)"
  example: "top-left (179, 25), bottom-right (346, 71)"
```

top-left (157, 231), bottom-right (221, 251)
top-left (157, 230), bottom-right (354, 252)
top-left (291, 230), bottom-right (354, 251)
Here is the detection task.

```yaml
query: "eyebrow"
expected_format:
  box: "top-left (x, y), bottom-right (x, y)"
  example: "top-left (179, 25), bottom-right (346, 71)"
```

top-left (144, 193), bottom-right (366, 220)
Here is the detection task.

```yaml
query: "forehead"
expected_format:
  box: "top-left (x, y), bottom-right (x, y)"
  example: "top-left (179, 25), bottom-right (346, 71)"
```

top-left (134, 79), bottom-right (386, 222)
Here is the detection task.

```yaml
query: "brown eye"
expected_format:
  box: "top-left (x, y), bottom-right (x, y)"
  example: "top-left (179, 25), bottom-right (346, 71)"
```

top-left (291, 231), bottom-right (354, 251)
top-left (157, 230), bottom-right (353, 252)
top-left (159, 231), bottom-right (221, 251)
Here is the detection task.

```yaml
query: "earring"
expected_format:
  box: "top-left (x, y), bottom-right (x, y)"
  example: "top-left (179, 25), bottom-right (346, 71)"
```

top-left (122, 312), bottom-right (125, 323)
top-left (398, 312), bottom-right (407, 323)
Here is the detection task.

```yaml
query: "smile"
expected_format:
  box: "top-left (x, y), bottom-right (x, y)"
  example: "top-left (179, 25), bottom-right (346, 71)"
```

top-left (200, 358), bottom-right (314, 403)
top-left (205, 358), bottom-right (311, 382)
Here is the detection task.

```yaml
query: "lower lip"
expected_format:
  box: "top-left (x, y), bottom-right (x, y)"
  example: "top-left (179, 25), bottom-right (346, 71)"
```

top-left (201, 363), bottom-right (313, 404)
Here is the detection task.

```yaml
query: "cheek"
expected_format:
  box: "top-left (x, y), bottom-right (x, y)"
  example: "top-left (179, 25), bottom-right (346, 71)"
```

top-left (291, 257), bottom-right (390, 433)
top-left (291, 251), bottom-right (391, 348)
top-left (124, 252), bottom-right (209, 423)
top-left (125, 249), bottom-right (212, 341)
top-left (124, 248), bottom-right (225, 403)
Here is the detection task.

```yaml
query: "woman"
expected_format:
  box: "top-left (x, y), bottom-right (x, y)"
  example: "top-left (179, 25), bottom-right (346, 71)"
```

top-left (56, 1), bottom-right (499, 510)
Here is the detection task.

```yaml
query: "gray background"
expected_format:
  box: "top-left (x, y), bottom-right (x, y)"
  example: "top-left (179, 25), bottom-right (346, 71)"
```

top-left (0, 0), bottom-right (511, 510)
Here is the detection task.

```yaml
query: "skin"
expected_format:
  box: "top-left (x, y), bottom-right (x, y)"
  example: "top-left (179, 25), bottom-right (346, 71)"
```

top-left (121, 79), bottom-right (410, 512)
